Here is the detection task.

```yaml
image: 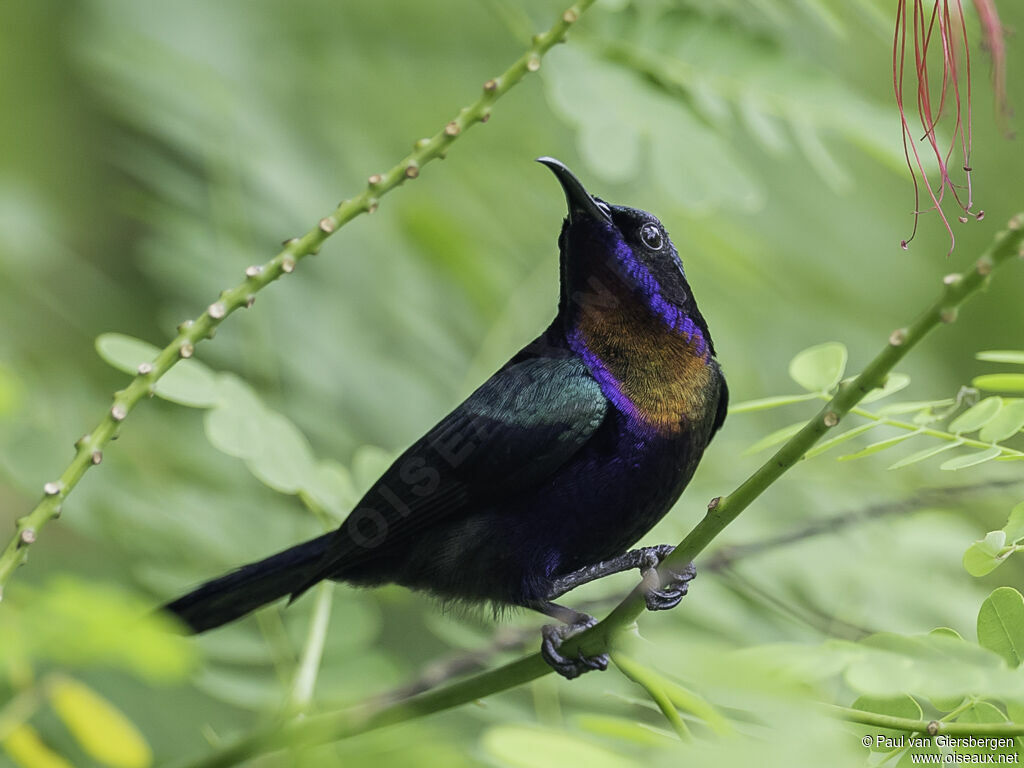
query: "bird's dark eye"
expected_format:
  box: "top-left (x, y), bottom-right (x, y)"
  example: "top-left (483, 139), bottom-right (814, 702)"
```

top-left (639, 223), bottom-right (663, 251)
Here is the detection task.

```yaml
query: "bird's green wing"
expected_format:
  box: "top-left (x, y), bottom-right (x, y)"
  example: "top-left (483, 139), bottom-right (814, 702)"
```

top-left (306, 355), bottom-right (608, 581)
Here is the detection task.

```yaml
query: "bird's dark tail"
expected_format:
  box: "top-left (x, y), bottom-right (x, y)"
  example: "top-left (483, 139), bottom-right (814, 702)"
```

top-left (163, 532), bottom-right (334, 633)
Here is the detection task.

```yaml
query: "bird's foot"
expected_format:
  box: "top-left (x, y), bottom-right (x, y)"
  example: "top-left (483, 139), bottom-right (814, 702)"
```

top-left (638, 545), bottom-right (696, 612)
top-left (540, 615), bottom-right (608, 679)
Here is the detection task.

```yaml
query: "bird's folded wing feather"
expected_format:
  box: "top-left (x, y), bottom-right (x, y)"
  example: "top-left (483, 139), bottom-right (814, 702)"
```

top-left (306, 356), bottom-right (608, 580)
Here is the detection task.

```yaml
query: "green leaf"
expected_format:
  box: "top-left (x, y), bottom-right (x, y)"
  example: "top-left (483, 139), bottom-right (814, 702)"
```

top-left (802, 422), bottom-right (878, 459)
top-left (49, 677), bottom-right (152, 768)
top-left (303, 461), bottom-right (358, 520)
top-left (5, 577), bottom-right (195, 682)
top-left (837, 432), bottom-right (917, 461)
top-left (859, 373), bottom-right (911, 403)
top-left (154, 361), bottom-right (220, 408)
top-left (574, 715), bottom-right (674, 747)
top-left (728, 393), bottom-right (817, 414)
top-left (851, 694), bottom-right (922, 752)
top-left (948, 397), bottom-right (1003, 434)
top-left (887, 439), bottom-right (964, 470)
top-left (973, 374), bottom-right (1024, 393)
top-left (1003, 501), bottom-right (1024, 543)
top-left (963, 532), bottom-right (1009, 577)
top-left (788, 342), bottom-right (847, 392)
top-left (2, 724), bottom-right (74, 768)
top-left (927, 629), bottom-right (966, 710)
top-left (203, 378), bottom-right (268, 461)
top-left (246, 411), bottom-right (317, 495)
top-left (742, 421), bottom-right (805, 456)
top-left (940, 446), bottom-right (1003, 471)
top-left (977, 350), bottom-right (1024, 365)
top-left (481, 725), bottom-right (637, 768)
top-left (94, 332), bottom-right (219, 408)
top-left (1007, 700), bottom-right (1024, 726)
top-left (977, 587), bottom-right (1024, 667)
top-left (979, 399), bottom-right (1024, 442)
top-left (96, 333), bottom-right (160, 373)
top-left (956, 701), bottom-right (1008, 723)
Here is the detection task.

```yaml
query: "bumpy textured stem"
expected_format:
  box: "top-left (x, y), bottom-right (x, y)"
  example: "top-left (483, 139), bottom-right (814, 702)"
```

top-left (177, 219), bottom-right (1024, 767)
top-left (831, 704), bottom-right (1024, 737)
top-left (0, 0), bottom-right (596, 598)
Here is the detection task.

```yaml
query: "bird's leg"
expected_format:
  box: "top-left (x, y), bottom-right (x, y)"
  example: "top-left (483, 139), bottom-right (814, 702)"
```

top-left (547, 544), bottom-right (696, 612)
top-left (530, 601), bottom-right (609, 679)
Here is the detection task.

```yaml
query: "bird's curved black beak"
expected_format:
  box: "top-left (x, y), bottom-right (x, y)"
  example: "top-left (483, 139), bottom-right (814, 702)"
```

top-left (536, 157), bottom-right (612, 225)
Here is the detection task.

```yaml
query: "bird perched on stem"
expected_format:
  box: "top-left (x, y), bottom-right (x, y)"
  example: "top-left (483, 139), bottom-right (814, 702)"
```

top-left (165, 158), bottom-right (728, 678)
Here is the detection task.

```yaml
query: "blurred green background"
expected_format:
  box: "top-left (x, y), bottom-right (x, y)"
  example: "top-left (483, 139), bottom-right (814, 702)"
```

top-left (2, 0), bottom-right (1023, 766)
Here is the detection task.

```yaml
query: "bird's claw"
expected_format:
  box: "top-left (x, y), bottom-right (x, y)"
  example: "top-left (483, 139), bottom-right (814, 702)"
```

top-left (641, 551), bottom-right (696, 612)
top-left (540, 616), bottom-right (608, 679)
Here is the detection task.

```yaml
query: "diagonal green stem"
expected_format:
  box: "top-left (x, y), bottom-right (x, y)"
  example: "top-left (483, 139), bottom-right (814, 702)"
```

top-left (175, 220), bottom-right (1024, 768)
top-left (0, 0), bottom-right (596, 599)
top-left (611, 652), bottom-right (691, 741)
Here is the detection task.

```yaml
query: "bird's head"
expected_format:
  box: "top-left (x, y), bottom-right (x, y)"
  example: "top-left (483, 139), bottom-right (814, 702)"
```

top-left (537, 157), bottom-right (714, 357)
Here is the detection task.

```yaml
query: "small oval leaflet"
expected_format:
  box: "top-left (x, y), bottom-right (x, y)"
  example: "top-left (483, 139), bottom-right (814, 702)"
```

top-left (979, 398), bottom-right (1024, 442)
top-left (947, 396), bottom-right (1003, 434)
top-left (788, 342), bottom-right (848, 393)
top-left (888, 439), bottom-right (964, 470)
top-left (976, 587), bottom-right (1024, 668)
top-left (838, 432), bottom-right (918, 462)
top-left (742, 421), bottom-right (805, 456)
top-left (977, 350), bottom-right (1024, 365)
top-left (940, 446), bottom-right (1002, 471)
top-left (973, 374), bottom-right (1024, 393)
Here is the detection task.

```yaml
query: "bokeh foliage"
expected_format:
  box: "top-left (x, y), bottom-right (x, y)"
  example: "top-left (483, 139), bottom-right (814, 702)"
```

top-left (1, 0), bottom-right (1023, 765)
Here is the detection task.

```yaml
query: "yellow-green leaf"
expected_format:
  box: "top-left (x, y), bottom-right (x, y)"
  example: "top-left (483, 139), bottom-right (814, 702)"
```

top-left (742, 421), bottom-right (805, 456)
top-left (973, 374), bottom-right (1024, 393)
top-left (976, 587), bottom-right (1024, 668)
top-left (860, 373), bottom-right (911, 403)
top-left (979, 399), bottom-right (1024, 442)
top-left (888, 439), bottom-right (964, 470)
top-left (837, 432), bottom-right (916, 461)
top-left (95, 333), bottom-right (219, 408)
top-left (940, 446), bottom-right (1002, 471)
top-left (2, 724), bottom-right (74, 768)
top-left (948, 397), bottom-right (1003, 434)
top-left (788, 342), bottom-right (847, 392)
top-left (977, 350), bottom-right (1024, 365)
top-left (802, 422), bottom-right (878, 460)
top-left (728, 393), bottom-right (817, 414)
top-left (963, 532), bottom-right (1010, 577)
top-left (1004, 501), bottom-right (1024, 543)
top-left (48, 677), bottom-right (152, 768)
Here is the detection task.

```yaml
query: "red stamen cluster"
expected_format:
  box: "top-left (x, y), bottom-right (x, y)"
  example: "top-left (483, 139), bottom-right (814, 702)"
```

top-left (893, 0), bottom-right (1007, 254)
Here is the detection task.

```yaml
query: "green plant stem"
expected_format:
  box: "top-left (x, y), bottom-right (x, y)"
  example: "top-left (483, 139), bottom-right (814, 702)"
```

top-left (814, 397), bottom-right (1024, 457)
top-left (830, 704), bottom-right (1024, 737)
top-left (286, 581), bottom-right (334, 715)
top-left (611, 652), bottom-right (691, 741)
top-left (174, 217), bottom-right (1024, 768)
top-left (0, 0), bottom-right (596, 599)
